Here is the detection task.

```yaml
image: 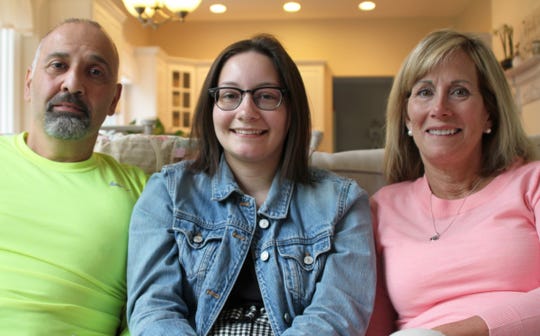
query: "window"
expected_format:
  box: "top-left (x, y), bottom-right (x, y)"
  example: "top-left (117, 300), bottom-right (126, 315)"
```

top-left (0, 28), bottom-right (16, 134)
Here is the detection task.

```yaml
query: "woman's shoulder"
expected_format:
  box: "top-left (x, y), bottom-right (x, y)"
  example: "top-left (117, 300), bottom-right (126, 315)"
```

top-left (371, 178), bottom-right (421, 203)
top-left (499, 159), bottom-right (540, 181)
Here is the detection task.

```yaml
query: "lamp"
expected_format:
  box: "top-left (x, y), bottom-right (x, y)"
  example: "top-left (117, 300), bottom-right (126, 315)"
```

top-left (122, 0), bottom-right (202, 28)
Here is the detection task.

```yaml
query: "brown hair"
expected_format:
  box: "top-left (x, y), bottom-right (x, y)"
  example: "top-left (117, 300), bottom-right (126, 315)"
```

top-left (189, 33), bottom-right (312, 184)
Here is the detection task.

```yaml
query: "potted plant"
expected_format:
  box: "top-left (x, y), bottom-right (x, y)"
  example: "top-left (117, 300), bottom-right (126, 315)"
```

top-left (493, 24), bottom-right (514, 70)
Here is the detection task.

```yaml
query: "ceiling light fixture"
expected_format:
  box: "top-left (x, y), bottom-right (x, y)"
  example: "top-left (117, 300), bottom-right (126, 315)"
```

top-left (283, 2), bottom-right (301, 13)
top-left (122, 0), bottom-right (202, 28)
top-left (358, 1), bottom-right (376, 11)
top-left (210, 4), bottom-right (227, 14)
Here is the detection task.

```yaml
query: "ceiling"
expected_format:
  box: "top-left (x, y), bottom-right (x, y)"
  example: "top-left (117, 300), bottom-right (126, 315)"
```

top-left (180, 0), bottom-right (474, 22)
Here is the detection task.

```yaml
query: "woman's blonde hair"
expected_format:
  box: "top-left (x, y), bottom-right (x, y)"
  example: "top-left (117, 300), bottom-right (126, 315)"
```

top-left (384, 29), bottom-right (536, 183)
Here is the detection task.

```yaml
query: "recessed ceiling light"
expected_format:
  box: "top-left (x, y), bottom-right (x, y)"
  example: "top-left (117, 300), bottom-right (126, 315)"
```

top-left (358, 1), bottom-right (376, 11)
top-left (283, 2), bottom-right (301, 13)
top-left (210, 3), bottom-right (227, 14)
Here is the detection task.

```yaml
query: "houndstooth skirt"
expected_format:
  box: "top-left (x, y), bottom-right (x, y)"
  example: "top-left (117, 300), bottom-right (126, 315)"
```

top-left (208, 305), bottom-right (274, 336)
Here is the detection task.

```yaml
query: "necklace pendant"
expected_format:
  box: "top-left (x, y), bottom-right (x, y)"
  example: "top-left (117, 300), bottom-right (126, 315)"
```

top-left (430, 233), bottom-right (440, 241)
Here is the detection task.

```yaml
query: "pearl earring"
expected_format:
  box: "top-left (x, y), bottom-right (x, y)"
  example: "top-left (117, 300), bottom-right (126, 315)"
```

top-left (484, 128), bottom-right (492, 134)
top-left (407, 129), bottom-right (413, 136)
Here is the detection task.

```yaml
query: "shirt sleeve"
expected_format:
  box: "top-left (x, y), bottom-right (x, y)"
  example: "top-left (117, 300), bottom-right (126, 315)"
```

top-left (477, 163), bottom-right (540, 336)
top-left (126, 170), bottom-right (197, 336)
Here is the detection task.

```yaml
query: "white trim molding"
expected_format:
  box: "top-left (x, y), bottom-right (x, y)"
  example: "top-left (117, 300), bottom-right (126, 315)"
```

top-left (506, 55), bottom-right (540, 109)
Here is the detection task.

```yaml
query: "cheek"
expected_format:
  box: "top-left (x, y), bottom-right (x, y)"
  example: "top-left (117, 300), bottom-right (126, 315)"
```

top-left (272, 107), bottom-right (289, 131)
top-left (405, 101), bottom-right (415, 126)
top-left (212, 108), bottom-right (231, 136)
top-left (405, 100), bottom-right (425, 125)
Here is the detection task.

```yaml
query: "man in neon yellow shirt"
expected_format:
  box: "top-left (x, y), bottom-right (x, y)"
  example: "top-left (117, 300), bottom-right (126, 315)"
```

top-left (0, 19), bottom-right (147, 335)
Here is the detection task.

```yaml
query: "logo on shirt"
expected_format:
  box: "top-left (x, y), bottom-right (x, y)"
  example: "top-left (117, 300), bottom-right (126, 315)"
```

top-left (109, 181), bottom-right (130, 191)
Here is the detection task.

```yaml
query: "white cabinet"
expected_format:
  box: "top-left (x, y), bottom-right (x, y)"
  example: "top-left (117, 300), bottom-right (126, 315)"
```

top-left (129, 47), bottom-right (168, 128)
top-left (168, 64), bottom-right (195, 134)
top-left (130, 48), bottom-right (203, 135)
top-left (297, 61), bottom-right (333, 152)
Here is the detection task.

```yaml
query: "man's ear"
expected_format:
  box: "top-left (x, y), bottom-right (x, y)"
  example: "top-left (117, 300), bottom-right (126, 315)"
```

top-left (108, 83), bottom-right (123, 116)
top-left (24, 68), bottom-right (33, 102)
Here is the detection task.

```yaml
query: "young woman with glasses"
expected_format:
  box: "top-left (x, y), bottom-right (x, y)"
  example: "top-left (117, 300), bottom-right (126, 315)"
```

top-left (127, 33), bottom-right (376, 336)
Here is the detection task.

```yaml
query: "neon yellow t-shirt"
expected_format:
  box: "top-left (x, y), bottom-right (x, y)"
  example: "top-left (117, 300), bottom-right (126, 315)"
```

top-left (0, 133), bottom-right (147, 335)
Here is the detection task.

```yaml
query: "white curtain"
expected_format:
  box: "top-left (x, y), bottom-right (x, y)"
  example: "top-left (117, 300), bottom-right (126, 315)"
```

top-left (0, 0), bottom-right (32, 134)
top-left (0, 28), bottom-right (16, 134)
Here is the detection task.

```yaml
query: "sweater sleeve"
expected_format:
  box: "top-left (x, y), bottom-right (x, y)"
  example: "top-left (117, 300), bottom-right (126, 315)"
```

top-left (477, 162), bottom-right (540, 336)
top-left (478, 288), bottom-right (540, 335)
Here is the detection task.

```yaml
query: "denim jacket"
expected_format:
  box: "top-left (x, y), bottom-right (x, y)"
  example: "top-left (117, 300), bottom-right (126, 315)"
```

top-left (127, 158), bottom-right (376, 336)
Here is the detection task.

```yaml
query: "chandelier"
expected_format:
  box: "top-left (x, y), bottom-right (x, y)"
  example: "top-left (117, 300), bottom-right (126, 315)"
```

top-left (122, 0), bottom-right (202, 28)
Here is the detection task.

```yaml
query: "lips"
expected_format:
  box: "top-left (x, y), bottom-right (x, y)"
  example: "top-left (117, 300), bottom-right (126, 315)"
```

top-left (233, 128), bottom-right (267, 135)
top-left (52, 102), bottom-right (87, 114)
top-left (47, 93), bottom-right (90, 117)
top-left (427, 128), bottom-right (461, 136)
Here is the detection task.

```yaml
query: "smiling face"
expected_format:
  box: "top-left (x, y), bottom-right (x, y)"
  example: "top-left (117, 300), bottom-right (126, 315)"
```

top-left (24, 21), bottom-right (121, 141)
top-left (213, 51), bottom-right (289, 171)
top-left (405, 50), bottom-right (492, 170)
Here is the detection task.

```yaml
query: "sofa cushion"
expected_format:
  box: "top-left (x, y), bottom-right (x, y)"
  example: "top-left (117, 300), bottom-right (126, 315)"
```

top-left (94, 133), bottom-right (386, 194)
top-left (94, 134), bottom-right (195, 175)
top-left (95, 133), bottom-right (540, 196)
top-left (310, 149), bottom-right (385, 195)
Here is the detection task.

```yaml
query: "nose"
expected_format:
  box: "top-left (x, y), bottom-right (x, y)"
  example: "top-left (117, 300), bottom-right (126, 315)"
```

top-left (237, 92), bottom-right (261, 121)
top-left (60, 69), bottom-right (85, 95)
top-left (430, 92), bottom-right (451, 118)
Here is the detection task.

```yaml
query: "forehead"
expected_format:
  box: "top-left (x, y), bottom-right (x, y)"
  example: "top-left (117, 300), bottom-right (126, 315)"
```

top-left (219, 51), bottom-right (278, 82)
top-left (425, 51), bottom-right (477, 79)
top-left (38, 23), bottom-right (118, 69)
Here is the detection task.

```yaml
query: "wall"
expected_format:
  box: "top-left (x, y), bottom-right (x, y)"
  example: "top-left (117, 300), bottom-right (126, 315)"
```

top-left (492, 0), bottom-right (540, 135)
top-left (116, 0), bottom-right (491, 77)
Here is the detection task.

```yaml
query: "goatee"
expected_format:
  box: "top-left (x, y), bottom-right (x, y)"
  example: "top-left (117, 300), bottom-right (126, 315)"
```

top-left (44, 93), bottom-right (91, 140)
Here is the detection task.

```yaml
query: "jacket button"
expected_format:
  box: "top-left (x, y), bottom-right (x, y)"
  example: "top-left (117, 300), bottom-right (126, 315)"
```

top-left (258, 218), bottom-right (270, 229)
top-left (193, 234), bottom-right (203, 244)
top-left (283, 312), bottom-right (292, 324)
top-left (303, 255), bottom-right (314, 265)
top-left (260, 250), bottom-right (270, 261)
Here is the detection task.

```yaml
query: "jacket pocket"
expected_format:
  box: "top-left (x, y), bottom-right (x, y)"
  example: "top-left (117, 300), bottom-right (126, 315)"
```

top-left (172, 215), bottom-right (226, 280)
top-left (276, 231), bottom-right (332, 304)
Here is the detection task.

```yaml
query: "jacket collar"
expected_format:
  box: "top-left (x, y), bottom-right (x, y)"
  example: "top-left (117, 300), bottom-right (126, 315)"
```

top-left (210, 155), bottom-right (294, 220)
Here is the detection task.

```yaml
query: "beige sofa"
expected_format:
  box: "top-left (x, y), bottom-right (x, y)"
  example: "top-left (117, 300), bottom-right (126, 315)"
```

top-left (94, 133), bottom-right (386, 195)
top-left (94, 133), bottom-right (540, 196)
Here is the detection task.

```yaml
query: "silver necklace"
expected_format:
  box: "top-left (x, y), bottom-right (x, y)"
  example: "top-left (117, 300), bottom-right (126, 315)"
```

top-left (429, 178), bottom-right (482, 241)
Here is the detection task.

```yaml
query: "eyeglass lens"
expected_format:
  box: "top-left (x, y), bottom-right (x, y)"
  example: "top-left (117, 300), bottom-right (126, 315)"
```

top-left (213, 87), bottom-right (283, 111)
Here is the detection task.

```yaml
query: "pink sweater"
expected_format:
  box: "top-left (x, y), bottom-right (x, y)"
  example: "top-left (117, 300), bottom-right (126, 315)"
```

top-left (368, 161), bottom-right (540, 336)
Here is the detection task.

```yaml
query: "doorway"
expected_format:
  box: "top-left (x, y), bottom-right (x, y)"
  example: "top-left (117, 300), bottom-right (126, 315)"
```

top-left (333, 77), bottom-right (393, 151)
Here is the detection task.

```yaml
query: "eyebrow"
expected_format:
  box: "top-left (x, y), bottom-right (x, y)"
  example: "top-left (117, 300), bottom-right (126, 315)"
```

top-left (414, 79), bottom-right (473, 86)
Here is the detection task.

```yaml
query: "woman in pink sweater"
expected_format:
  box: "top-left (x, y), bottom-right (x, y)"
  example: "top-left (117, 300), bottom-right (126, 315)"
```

top-left (367, 29), bottom-right (540, 336)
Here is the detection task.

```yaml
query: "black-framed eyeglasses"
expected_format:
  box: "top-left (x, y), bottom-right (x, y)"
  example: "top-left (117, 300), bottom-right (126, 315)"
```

top-left (208, 86), bottom-right (286, 111)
